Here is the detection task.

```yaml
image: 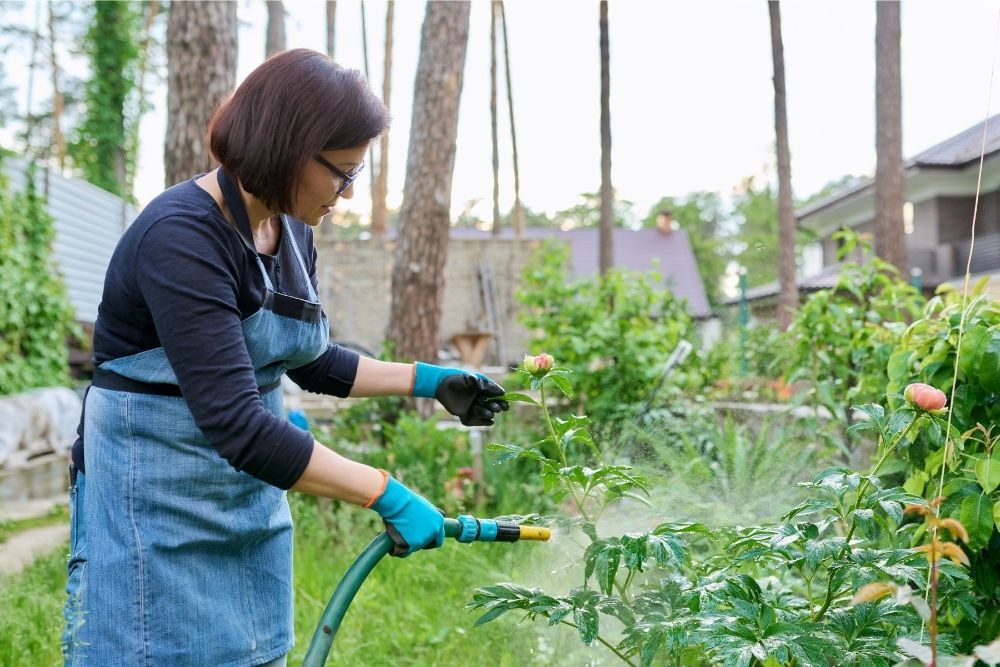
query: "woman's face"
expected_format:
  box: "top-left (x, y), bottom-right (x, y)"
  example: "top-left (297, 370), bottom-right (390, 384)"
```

top-left (293, 143), bottom-right (369, 226)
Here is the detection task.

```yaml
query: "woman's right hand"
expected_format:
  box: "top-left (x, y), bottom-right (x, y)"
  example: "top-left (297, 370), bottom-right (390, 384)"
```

top-left (368, 472), bottom-right (445, 557)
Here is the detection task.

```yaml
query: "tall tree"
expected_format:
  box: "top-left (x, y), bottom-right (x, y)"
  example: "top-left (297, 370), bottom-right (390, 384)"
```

top-left (360, 1), bottom-right (377, 223)
top-left (69, 1), bottom-right (142, 197)
top-left (386, 1), bottom-right (471, 363)
top-left (265, 1), bottom-right (285, 58)
top-left (165, 1), bottom-right (237, 187)
top-left (326, 1), bottom-right (336, 59)
top-left (499, 1), bottom-right (524, 237)
top-left (598, 0), bottom-right (613, 274)
top-left (490, 1), bottom-right (501, 235)
top-left (875, 0), bottom-right (907, 274)
top-left (47, 1), bottom-right (65, 170)
top-left (371, 1), bottom-right (393, 237)
top-left (768, 0), bottom-right (799, 329)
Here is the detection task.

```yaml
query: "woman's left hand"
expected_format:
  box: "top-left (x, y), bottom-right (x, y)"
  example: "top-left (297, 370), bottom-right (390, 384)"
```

top-left (412, 362), bottom-right (509, 426)
top-left (435, 373), bottom-right (508, 426)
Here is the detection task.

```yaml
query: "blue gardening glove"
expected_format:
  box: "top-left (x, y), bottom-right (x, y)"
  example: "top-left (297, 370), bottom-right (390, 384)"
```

top-left (412, 362), bottom-right (509, 427)
top-left (370, 473), bottom-right (445, 557)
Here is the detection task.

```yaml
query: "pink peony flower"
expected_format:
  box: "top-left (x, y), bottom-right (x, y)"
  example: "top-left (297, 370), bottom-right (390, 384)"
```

top-left (904, 383), bottom-right (947, 412)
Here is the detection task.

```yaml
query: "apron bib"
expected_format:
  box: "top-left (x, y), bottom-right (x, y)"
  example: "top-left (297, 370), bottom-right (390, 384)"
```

top-left (63, 170), bottom-right (329, 667)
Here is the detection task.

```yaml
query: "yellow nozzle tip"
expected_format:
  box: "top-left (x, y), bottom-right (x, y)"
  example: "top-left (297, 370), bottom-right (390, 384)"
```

top-left (518, 526), bottom-right (551, 541)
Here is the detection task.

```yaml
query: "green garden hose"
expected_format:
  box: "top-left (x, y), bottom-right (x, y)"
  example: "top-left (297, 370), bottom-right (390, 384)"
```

top-left (302, 516), bottom-right (550, 666)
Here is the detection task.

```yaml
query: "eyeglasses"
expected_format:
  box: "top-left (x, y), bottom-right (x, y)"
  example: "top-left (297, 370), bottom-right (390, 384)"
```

top-left (314, 154), bottom-right (366, 196)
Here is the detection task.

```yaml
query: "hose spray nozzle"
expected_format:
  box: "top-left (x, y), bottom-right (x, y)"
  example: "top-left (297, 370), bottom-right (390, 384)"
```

top-left (445, 516), bottom-right (551, 543)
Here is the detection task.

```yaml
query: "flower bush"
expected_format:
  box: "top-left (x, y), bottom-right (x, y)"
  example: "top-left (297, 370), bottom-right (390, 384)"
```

top-left (516, 241), bottom-right (696, 425)
top-left (886, 277), bottom-right (1000, 644)
top-left (784, 230), bottom-right (924, 435)
top-left (469, 354), bottom-right (1000, 666)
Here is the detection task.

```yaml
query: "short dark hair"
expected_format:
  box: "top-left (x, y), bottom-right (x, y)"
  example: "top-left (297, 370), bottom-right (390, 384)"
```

top-left (208, 49), bottom-right (389, 213)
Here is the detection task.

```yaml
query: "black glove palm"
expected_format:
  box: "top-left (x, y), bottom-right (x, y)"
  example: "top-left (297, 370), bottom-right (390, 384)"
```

top-left (434, 374), bottom-right (509, 426)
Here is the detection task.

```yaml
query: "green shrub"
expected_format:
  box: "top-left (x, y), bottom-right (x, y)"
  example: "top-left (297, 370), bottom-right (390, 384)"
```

top-left (0, 156), bottom-right (79, 394)
top-left (517, 240), bottom-right (696, 426)
top-left (473, 357), bottom-right (991, 665)
top-left (784, 230), bottom-right (924, 425)
top-left (886, 277), bottom-right (1000, 644)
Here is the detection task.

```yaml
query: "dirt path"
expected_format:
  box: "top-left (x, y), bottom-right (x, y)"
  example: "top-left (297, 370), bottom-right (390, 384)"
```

top-left (0, 523), bottom-right (68, 577)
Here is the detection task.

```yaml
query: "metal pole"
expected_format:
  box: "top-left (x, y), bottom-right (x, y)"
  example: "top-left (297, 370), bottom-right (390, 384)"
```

top-left (738, 267), bottom-right (749, 376)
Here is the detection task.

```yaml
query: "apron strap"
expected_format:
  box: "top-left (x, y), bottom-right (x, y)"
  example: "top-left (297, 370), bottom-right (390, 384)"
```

top-left (279, 214), bottom-right (320, 304)
top-left (217, 168), bottom-right (275, 293)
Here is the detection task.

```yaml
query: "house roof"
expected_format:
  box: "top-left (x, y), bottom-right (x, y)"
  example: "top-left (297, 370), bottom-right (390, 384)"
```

top-left (910, 113), bottom-right (1000, 168)
top-left (796, 113), bottom-right (1000, 220)
top-left (719, 262), bottom-right (844, 306)
top-left (447, 227), bottom-right (713, 318)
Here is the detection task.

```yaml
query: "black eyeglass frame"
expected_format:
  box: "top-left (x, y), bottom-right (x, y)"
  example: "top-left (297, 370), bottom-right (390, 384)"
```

top-left (314, 154), bottom-right (365, 196)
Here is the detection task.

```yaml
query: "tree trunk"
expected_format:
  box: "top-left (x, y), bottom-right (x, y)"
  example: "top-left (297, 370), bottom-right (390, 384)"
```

top-left (490, 1), bottom-right (501, 235)
top-left (165, 1), bottom-right (237, 187)
top-left (266, 1), bottom-right (285, 58)
top-left (47, 1), bottom-right (65, 170)
top-left (386, 1), bottom-right (471, 363)
top-left (875, 0), bottom-right (907, 274)
top-left (768, 1), bottom-right (799, 330)
top-left (326, 1), bottom-right (336, 59)
top-left (360, 1), bottom-right (377, 219)
top-left (371, 1), bottom-right (394, 238)
top-left (598, 0), bottom-right (613, 274)
top-left (499, 1), bottom-right (524, 237)
top-left (23, 1), bottom-right (41, 156)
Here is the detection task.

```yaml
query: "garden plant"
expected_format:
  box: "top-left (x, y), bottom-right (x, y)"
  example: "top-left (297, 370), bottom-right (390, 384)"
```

top-left (471, 353), bottom-right (1000, 666)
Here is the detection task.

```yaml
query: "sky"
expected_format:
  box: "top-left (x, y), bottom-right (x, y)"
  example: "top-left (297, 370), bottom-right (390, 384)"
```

top-left (5, 0), bottom-right (1000, 224)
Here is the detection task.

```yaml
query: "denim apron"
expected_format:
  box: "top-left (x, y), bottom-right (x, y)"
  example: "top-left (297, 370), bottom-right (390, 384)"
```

top-left (63, 169), bottom-right (329, 666)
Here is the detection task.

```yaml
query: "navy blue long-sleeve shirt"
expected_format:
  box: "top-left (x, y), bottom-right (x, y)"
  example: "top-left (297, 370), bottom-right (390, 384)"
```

top-left (73, 177), bottom-right (360, 489)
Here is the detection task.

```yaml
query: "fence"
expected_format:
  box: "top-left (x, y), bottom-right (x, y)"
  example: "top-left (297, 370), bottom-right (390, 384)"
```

top-left (3, 156), bottom-right (137, 324)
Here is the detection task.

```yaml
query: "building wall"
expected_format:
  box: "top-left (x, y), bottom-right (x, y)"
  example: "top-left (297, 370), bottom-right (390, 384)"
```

top-left (937, 196), bottom-right (978, 243)
top-left (817, 191), bottom-right (1000, 279)
top-left (315, 237), bottom-right (546, 367)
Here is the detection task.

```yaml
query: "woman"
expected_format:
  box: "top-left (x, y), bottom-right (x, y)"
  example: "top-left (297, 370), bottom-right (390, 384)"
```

top-left (63, 49), bottom-right (508, 667)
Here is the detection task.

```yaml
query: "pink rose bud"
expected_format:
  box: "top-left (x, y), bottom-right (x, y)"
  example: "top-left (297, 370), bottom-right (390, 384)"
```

top-left (904, 383), bottom-right (947, 412)
top-left (523, 353), bottom-right (554, 377)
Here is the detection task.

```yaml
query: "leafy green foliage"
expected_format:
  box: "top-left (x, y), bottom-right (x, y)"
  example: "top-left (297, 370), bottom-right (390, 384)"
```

top-left (784, 230), bottom-right (924, 440)
top-left (68, 1), bottom-right (143, 198)
top-left (472, 365), bottom-right (977, 665)
top-left (731, 176), bottom-right (781, 289)
top-left (642, 193), bottom-right (728, 306)
top-left (625, 407), bottom-right (833, 526)
top-left (517, 240), bottom-right (695, 424)
top-left (0, 159), bottom-right (78, 394)
top-left (885, 277), bottom-right (1000, 639)
top-left (551, 190), bottom-right (635, 230)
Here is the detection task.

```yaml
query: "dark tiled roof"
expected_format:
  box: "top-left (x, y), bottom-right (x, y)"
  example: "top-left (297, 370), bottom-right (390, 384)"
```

top-left (798, 114), bottom-right (1000, 219)
top-left (910, 113), bottom-right (1000, 168)
top-left (719, 262), bottom-right (843, 306)
top-left (447, 227), bottom-right (713, 318)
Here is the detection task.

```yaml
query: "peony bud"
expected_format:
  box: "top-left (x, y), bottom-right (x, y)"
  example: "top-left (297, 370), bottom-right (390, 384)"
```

top-left (536, 353), bottom-right (553, 372)
top-left (904, 383), bottom-right (947, 412)
top-left (523, 353), bottom-right (554, 377)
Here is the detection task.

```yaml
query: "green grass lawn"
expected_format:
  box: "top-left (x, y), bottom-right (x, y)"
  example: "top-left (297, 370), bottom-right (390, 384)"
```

top-left (0, 546), bottom-right (66, 666)
top-left (0, 497), bottom-right (592, 666)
